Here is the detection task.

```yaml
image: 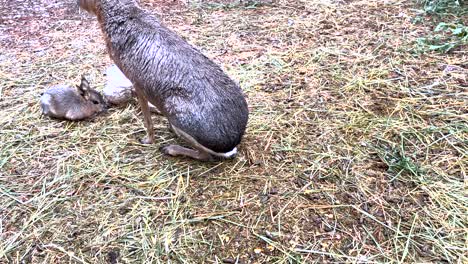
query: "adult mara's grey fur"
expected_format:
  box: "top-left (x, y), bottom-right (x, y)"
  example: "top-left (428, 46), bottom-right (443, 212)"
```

top-left (78, 0), bottom-right (249, 161)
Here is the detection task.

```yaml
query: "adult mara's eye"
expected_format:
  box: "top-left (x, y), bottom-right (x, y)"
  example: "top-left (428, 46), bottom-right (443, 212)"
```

top-left (92, 100), bottom-right (100, 105)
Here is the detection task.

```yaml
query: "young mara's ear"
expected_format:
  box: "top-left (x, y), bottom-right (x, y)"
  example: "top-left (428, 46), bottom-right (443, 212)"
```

top-left (77, 75), bottom-right (91, 99)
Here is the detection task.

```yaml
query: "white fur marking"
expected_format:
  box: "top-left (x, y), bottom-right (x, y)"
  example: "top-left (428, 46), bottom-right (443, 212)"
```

top-left (219, 147), bottom-right (237, 158)
top-left (41, 94), bottom-right (53, 105)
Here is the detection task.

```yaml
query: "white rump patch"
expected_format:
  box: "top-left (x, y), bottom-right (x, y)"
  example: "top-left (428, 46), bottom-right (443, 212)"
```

top-left (218, 147), bottom-right (237, 158)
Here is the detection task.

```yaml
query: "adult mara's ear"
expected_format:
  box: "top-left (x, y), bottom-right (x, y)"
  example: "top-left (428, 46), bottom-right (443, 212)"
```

top-left (77, 75), bottom-right (91, 99)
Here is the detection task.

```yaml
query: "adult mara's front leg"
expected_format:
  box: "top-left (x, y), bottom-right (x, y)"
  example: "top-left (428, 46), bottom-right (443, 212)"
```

top-left (134, 85), bottom-right (155, 144)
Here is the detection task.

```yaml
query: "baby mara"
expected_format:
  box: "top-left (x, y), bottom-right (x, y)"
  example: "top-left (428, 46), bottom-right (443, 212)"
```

top-left (41, 76), bottom-right (107, 121)
top-left (78, 0), bottom-right (249, 161)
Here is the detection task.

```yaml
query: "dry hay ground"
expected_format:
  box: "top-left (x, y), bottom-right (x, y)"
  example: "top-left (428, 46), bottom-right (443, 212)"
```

top-left (0, 0), bottom-right (467, 263)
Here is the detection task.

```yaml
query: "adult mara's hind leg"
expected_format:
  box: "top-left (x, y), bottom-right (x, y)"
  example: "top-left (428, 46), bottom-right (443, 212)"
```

top-left (161, 144), bottom-right (213, 161)
top-left (160, 124), bottom-right (215, 161)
